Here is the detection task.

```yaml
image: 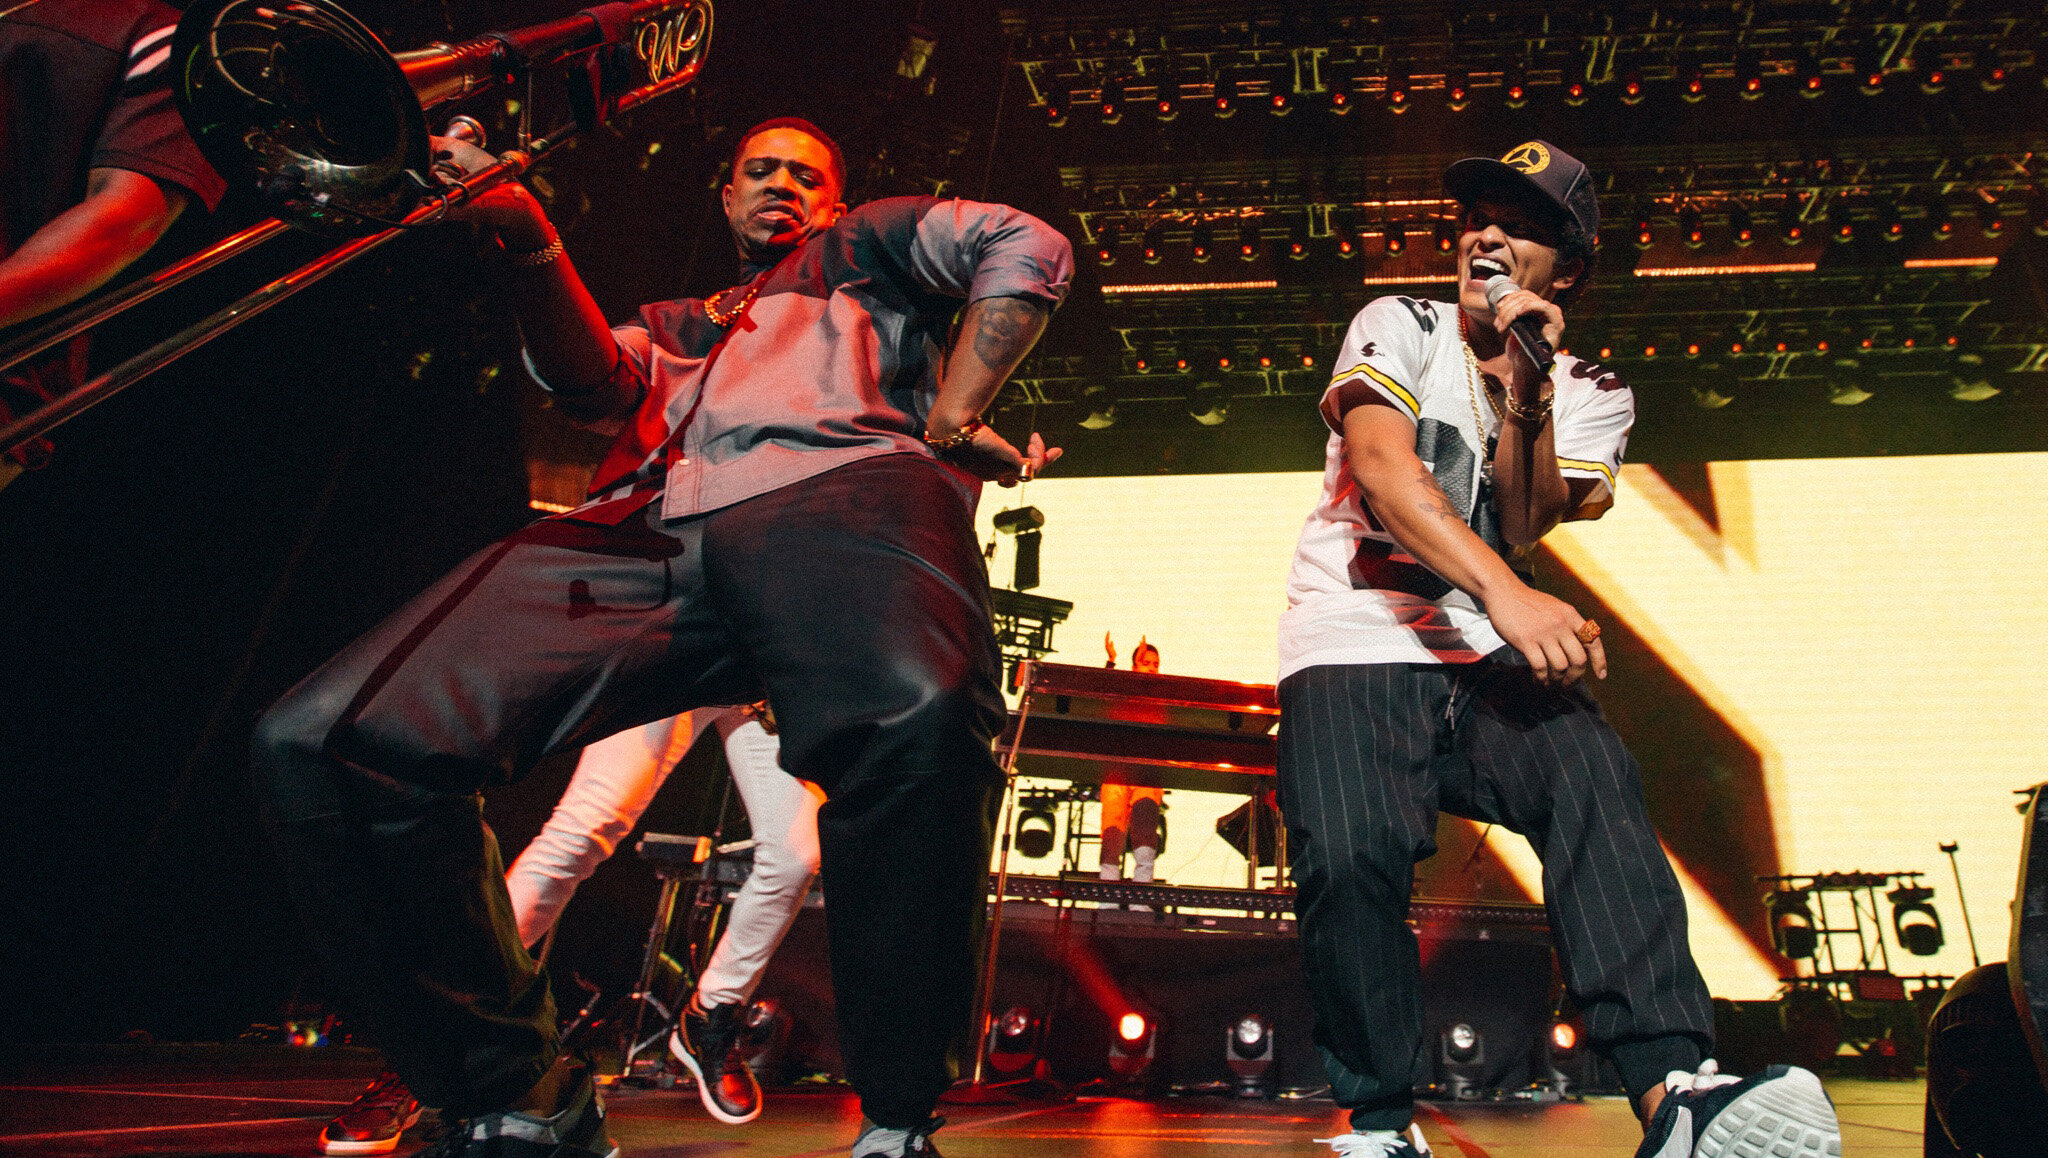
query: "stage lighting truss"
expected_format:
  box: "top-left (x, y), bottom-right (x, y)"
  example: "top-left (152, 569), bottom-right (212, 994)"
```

top-left (1761, 871), bottom-right (1956, 1031)
top-left (1226, 1013), bottom-right (1276, 1097)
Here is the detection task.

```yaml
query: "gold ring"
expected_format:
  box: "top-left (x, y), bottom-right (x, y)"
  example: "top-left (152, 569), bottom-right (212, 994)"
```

top-left (1575, 619), bottom-right (1601, 645)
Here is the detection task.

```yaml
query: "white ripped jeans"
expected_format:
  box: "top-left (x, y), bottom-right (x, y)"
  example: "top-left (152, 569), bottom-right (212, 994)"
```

top-left (502, 706), bottom-right (823, 1007)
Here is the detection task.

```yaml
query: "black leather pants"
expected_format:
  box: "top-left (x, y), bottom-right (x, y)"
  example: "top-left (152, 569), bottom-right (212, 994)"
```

top-left (252, 453), bottom-right (1005, 1125)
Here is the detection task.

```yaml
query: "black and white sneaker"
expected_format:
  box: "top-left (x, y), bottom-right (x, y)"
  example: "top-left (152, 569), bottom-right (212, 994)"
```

top-left (850, 1115), bottom-right (944, 1157)
top-left (1633, 1060), bottom-right (1841, 1158)
top-left (320, 1070), bottom-right (422, 1154)
top-left (408, 1061), bottom-right (617, 1158)
top-left (1312, 1124), bottom-right (1431, 1155)
top-left (668, 998), bottom-right (763, 1124)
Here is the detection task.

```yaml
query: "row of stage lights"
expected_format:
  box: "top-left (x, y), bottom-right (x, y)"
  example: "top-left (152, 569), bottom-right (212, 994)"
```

top-left (985, 1002), bottom-right (1593, 1098)
top-left (1045, 51), bottom-right (2033, 126)
top-left (1631, 195), bottom-right (2048, 250)
top-left (1094, 216), bottom-right (1459, 266)
top-left (1086, 193), bottom-right (2047, 267)
top-left (1087, 333), bottom-right (2004, 426)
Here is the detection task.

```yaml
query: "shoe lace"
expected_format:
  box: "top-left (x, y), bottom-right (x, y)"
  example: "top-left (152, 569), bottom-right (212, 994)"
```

top-left (1662, 1057), bottom-right (1742, 1096)
top-left (345, 1069), bottom-right (409, 1110)
top-left (1312, 1124), bottom-right (1429, 1156)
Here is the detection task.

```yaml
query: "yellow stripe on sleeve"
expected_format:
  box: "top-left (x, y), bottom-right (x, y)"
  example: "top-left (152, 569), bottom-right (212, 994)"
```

top-left (1557, 456), bottom-right (1617, 491)
top-left (1329, 360), bottom-right (1418, 417)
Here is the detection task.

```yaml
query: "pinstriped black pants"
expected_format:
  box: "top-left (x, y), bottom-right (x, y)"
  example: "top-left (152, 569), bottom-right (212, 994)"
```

top-left (1276, 655), bottom-right (1714, 1131)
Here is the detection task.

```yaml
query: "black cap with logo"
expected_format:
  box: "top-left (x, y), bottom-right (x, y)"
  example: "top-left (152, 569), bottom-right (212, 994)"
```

top-left (1443, 140), bottom-right (1600, 241)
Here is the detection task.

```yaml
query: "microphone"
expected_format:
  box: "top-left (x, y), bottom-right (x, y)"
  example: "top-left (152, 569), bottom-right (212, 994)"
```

top-left (1481, 274), bottom-right (1556, 374)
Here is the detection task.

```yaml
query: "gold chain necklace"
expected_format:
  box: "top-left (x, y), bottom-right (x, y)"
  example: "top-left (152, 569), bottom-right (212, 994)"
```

top-left (1458, 310), bottom-right (1499, 484)
top-left (704, 274), bottom-right (765, 327)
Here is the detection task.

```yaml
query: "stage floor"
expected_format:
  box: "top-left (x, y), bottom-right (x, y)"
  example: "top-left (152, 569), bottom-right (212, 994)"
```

top-left (0, 1046), bottom-right (1922, 1156)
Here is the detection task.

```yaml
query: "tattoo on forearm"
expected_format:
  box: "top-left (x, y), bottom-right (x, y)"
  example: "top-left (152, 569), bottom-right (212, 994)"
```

top-left (1413, 467), bottom-right (1465, 524)
top-left (971, 298), bottom-right (1045, 370)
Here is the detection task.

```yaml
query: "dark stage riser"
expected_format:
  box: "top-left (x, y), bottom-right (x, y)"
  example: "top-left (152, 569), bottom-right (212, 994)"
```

top-left (742, 897), bottom-right (1564, 1096)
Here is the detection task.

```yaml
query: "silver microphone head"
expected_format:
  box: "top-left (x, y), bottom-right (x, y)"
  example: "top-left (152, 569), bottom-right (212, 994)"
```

top-left (1482, 273), bottom-right (1520, 308)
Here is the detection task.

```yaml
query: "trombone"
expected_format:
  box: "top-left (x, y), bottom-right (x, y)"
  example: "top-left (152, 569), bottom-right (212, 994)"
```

top-left (0, 0), bottom-right (711, 459)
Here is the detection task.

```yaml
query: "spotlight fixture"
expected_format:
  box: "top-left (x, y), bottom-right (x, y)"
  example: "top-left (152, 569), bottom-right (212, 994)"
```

top-left (1190, 220), bottom-right (1215, 262)
top-left (1439, 1021), bottom-right (1486, 1099)
top-left (1383, 222), bottom-right (1406, 255)
top-left (1692, 385), bottom-right (1735, 409)
top-left (1563, 77), bottom-right (1589, 106)
top-left (1213, 75), bottom-right (1237, 118)
top-left (1778, 200), bottom-right (1806, 245)
top-left (993, 505), bottom-right (1046, 590)
top-left (1226, 1014), bottom-right (1276, 1097)
top-left (1141, 221), bottom-right (1165, 264)
top-left (1044, 94), bottom-right (1068, 127)
top-left (1268, 87), bottom-right (1290, 116)
top-left (1634, 205), bottom-right (1656, 249)
top-left (2031, 194), bottom-right (2048, 237)
top-left (1238, 220), bottom-right (1261, 262)
top-left (987, 1005), bottom-right (1043, 1077)
top-left (1882, 205), bottom-right (1906, 242)
top-left (1827, 357), bottom-right (1874, 406)
top-left (1098, 75), bottom-right (1125, 123)
top-left (1091, 219), bottom-right (1119, 265)
top-left (1287, 218), bottom-right (1310, 260)
top-left (1769, 889), bottom-right (1821, 958)
top-left (1978, 196), bottom-right (2005, 238)
top-left (1015, 792), bottom-right (1057, 856)
top-left (740, 998), bottom-right (794, 1082)
top-left (1327, 71), bottom-right (1354, 114)
top-left (1153, 69), bottom-right (1181, 120)
top-left (1980, 59), bottom-right (2008, 92)
top-left (1446, 69), bottom-right (1471, 110)
top-left (1503, 63), bottom-right (1529, 108)
top-left (1681, 63), bottom-right (1706, 102)
top-left (1737, 51), bottom-right (1765, 99)
top-left (1332, 209), bottom-right (1360, 259)
top-left (1433, 218), bottom-right (1456, 253)
top-left (1385, 63), bottom-right (1411, 113)
top-left (1829, 204), bottom-right (1855, 244)
top-left (1927, 199), bottom-right (1955, 242)
top-left (1108, 1011), bottom-right (1156, 1081)
top-left (1730, 203), bottom-right (1755, 246)
top-left (1080, 385), bottom-right (1114, 429)
top-left (1888, 884), bottom-right (1948, 954)
top-left (1188, 381), bottom-right (1230, 426)
top-left (1948, 351), bottom-right (1999, 402)
top-left (1918, 50), bottom-right (1948, 95)
top-left (1857, 48), bottom-right (1886, 95)
top-left (1796, 50), bottom-right (1826, 97)
top-left (1620, 67), bottom-right (1645, 105)
top-left (1679, 203), bottom-right (1704, 248)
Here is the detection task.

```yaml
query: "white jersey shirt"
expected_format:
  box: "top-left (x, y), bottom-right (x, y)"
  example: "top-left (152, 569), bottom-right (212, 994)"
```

top-left (1277, 295), bottom-right (1635, 679)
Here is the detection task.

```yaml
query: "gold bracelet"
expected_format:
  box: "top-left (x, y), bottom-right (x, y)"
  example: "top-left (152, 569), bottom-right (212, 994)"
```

top-left (506, 237), bottom-right (565, 267)
top-left (1500, 389), bottom-right (1553, 423)
top-left (922, 418), bottom-right (987, 451)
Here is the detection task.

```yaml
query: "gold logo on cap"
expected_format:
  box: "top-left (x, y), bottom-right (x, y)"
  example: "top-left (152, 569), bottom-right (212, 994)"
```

top-left (1502, 142), bottom-right (1550, 175)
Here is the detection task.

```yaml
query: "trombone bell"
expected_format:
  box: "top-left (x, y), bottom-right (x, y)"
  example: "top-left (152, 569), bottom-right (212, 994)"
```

top-left (173, 0), bottom-right (712, 234)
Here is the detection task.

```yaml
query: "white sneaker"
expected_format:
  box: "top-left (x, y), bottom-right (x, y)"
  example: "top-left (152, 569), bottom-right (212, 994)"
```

top-left (1633, 1059), bottom-right (1840, 1158)
top-left (1312, 1123), bottom-right (1430, 1155)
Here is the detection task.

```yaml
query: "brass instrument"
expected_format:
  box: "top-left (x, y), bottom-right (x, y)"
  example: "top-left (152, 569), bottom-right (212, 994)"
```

top-left (0, 0), bottom-right (711, 458)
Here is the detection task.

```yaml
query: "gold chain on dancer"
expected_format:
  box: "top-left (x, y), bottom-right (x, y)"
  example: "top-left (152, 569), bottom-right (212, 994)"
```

top-left (704, 274), bottom-right (765, 327)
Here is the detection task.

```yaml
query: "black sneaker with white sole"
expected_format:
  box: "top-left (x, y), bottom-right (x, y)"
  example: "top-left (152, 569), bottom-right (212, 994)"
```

top-left (1633, 1060), bottom-right (1841, 1158)
top-left (321, 1070), bottom-right (422, 1155)
top-left (668, 999), bottom-right (762, 1124)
